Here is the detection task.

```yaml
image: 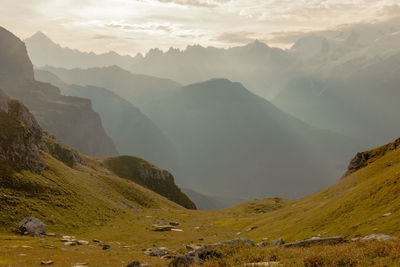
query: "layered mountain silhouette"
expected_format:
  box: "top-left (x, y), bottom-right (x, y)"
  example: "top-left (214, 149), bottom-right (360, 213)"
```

top-left (144, 78), bottom-right (359, 203)
top-left (25, 32), bottom-right (295, 99)
top-left (274, 17), bottom-right (400, 148)
top-left (0, 77), bottom-right (195, 213)
top-left (0, 26), bottom-right (118, 157)
top-left (40, 65), bottom-right (181, 110)
top-left (25, 31), bottom-right (143, 69)
top-left (35, 69), bottom-right (177, 169)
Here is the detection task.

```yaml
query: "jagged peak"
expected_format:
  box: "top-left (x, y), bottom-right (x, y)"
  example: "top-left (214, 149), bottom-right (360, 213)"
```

top-left (28, 31), bottom-right (53, 43)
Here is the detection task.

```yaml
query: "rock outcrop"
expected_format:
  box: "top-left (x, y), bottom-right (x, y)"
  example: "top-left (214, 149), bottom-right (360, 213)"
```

top-left (18, 216), bottom-right (47, 235)
top-left (346, 137), bottom-right (400, 175)
top-left (0, 89), bottom-right (86, 173)
top-left (0, 89), bottom-right (44, 173)
top-left (106, 156), bottom-right (196, 209)
top-left (0, 26), bottom-right (118, 157)
top-left (283, 236), bottom-right (344, 248)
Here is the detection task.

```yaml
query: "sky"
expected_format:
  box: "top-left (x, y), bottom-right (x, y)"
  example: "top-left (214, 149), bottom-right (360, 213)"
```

top-left (1, 0), bottom-right (400, 55)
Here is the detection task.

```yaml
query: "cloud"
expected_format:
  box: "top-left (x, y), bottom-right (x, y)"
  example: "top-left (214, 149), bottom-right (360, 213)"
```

top-left (92, 34), bottom-right (118, 39)
top-left (379, 4), bottom-right (400, 18)
top-left (105, 22), bottom-right (174, 33)
top-left (154, 0), bottom-right (230, 8)
top-left (216, 31), bottom-right (257, 44)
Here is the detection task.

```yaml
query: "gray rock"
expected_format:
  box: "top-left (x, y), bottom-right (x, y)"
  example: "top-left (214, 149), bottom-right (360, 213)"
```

top-left (283, 236), bottom-right (343, 248)
top-left (41, 260), bottom-right (54, 265)
top-left (156, 220), bottom-right (165, 225)
top-left (269, 238), bottom-right (284, 246)
top-left (126, 261), bottom-right (141, 267)
top-left (360, 234), bottom-right (397, 242)
top-left (169, 254), bottom-right (200, 267)
top-left (102, 244), bottom-right (111, 250)
top-left (149, 248), bottom-right (168, 256)
top-left (18, 217), bottom-right (47, 235)
top-left (76, 240), bottom-right (89, 245)
top-left (169, 221), bottom-right (180, 227)
top-left (152, 225), bottom-right (174, 231)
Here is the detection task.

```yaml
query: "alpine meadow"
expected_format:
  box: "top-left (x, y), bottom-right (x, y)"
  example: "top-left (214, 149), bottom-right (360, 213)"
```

top-left (1, 1), bottom-right (400, 266)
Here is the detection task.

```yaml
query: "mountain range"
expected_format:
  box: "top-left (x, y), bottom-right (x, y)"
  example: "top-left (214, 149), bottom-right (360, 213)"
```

top-left (0, 27), bottom-right (118, 157)
top-left (34, 69), bottom-right (177, 170)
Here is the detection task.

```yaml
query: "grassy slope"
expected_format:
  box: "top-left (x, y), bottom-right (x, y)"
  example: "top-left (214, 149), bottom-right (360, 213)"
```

top-left (105, 156), bottom-right (196, 209)
top-left (216, 138), bottom-right (400, 242)
top-left (1, 138), bottom-right (400, 266)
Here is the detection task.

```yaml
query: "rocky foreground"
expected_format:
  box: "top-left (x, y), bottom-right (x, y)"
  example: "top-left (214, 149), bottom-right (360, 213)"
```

top-left (7, 216), bottom-right (398, 267)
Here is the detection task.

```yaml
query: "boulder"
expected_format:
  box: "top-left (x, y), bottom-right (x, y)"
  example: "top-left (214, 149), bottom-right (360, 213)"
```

top-left (152, 225), bottom-right (174, 231)
top-left (169, 221), bottom-right (180, 227)
top-left (169, 254), bottom-right (200, 267)
top-left (143, 247), bottom-right (169, 256)
top-left (283, 236), bottom-right (344, 248)
top-left (360, 234), bottom-right (397, 242)
top-left (126, 261), bottom-right (141, 267)
top-left (269, 238), bottom-right (284, 246)
top-left (18, 217), bottom-right (47, 235)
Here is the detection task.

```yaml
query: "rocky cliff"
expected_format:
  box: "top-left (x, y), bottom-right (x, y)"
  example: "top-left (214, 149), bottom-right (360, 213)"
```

top-left (0, 26), bottom-right (118, 157)
top-left (106, 156), bottom-right (197, 209)
top-left (0, 90), bottom-right (44, 173)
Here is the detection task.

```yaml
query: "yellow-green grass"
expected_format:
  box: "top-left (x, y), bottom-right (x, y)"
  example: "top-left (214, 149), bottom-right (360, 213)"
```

top-left (200, 240), bottom-right (400, 267)
top-left (1, 139), bottom-right (400, 266)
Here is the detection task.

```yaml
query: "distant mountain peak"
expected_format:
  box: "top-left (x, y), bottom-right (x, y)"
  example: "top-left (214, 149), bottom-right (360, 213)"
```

top-left (29, 31), bottom-right (53, 43)
top-left (246, 39), bottom-right (270, 49)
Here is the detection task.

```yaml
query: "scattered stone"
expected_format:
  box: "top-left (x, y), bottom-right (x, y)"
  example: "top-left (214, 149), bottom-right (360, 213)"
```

top-left (46, 233), bottom-right (57, 237)
top-left (102, 244), bottom-right (112, 250)
top-left (198, 237), bottom-right (204, 241)
top-left (62, 235), bottom-right (75, 239)
top-left (246, 226), bottom-right (258, 232)
top-left (43, 245), bottom-right (57, 249)
top-left (126, 261), bottom-right (140, 267)
top-left (269, 238), bottom-right (284, 246)
top-left (283, 236), bottom-right (343, 248)
top-left (93, 239), bottom-right (101, 243)
top-left (152, 225), bottom-right (174, 231)
top-left (360, 234), bottom-right (397, 242)
top-left (71, 264), bottom-right (88, 267)
top-left (186, 244), bottom-right (204, 251)
top-left (351, 238), bottom-right (360, 242)
top-left (76, 240), bottom-right (89, 245)
top-left (64, 242), bottom-right (76, 246)
top-left (149, 248), bottom-right (169, 256)
top-left (21, 245), bottom-right (33, 248)
top-left (121, 201), bottom-right (143, 212)
top-left (171, 229), bottom-right (183, 232)
top-left (41, 260), bottom-right (54, 265)
top-left (156, 220), bottom-right (165, 225)
top-left (382, 213), bottom-right (392, 217)
top-left (123, 245), bottom-right (131, 248)
top-left (169, 254), bottom-right (200, 267)
top-left (169, 221), bottom-right (180, 227)
top-left (18, 254), bottom-right (27, 257)
top-left (170, 238), bottom-right (256, 266)
top-left (18, 217), bottom-right (47, 235)
top-left (236, 232), bottom-right (241, 235)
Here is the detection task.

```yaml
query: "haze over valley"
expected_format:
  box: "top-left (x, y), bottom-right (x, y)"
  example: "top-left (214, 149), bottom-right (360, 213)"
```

top-left (1, 1), bottom-right (400, 266)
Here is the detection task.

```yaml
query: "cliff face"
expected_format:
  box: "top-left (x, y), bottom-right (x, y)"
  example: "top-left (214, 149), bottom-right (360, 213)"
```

top-left (0, 27), bottom-right (118, 157)
top-left (0, 89), bottom-right (44, 173)
top-left (106, 156), bottom-right (197, 209)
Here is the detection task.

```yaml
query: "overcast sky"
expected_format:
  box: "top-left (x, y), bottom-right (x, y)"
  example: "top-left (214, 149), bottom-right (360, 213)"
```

top-left (1, 0), bottom-right (399, 55)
